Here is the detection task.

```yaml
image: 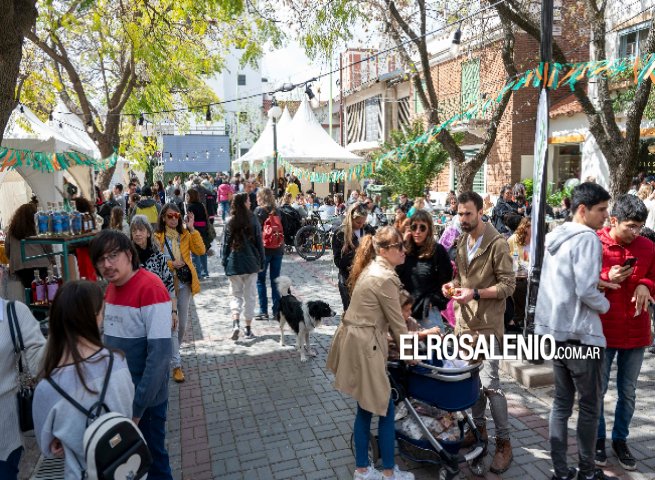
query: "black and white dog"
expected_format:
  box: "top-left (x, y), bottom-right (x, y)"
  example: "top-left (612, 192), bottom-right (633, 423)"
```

top-left (275, 276), bottom-right (336, 362)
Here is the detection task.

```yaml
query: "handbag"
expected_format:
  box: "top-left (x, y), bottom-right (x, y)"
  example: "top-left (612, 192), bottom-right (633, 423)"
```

top-left (164, 238), bottom-right (193, 284)
top-left (207, 221), bottom-right (217, 242)
top-left (7, 301), bottom-right (36, 432)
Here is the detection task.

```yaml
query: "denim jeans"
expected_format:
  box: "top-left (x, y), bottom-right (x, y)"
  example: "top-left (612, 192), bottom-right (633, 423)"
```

top-left (0, 447), bottom-right (22, 480)
top-left (257, 254), bottom-right (283, 316)
top-left (139, 401), bottom-right (173, 480)
top-left (220, 200), bottom-right (230, 221)
top-left (471, 337), bottom-right (509, 439)
top-left (550, 342), bottom-right (604, 478)
top-left (172, 283), bottom-right (192, 368)
top-left (597, 347), bottom-right (645, 442)
top-left (192, 253), bottom-right (208, 277)
top-left (354, 397), bottom-right (395, 469)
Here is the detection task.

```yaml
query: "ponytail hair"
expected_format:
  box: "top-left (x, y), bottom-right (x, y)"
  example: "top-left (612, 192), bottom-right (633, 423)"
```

top-left (347, 226), bottom-right (401, 294)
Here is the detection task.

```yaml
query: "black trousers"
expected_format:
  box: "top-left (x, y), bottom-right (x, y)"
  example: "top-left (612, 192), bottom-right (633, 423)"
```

top-left (338, 273), bottom-right (350, 312)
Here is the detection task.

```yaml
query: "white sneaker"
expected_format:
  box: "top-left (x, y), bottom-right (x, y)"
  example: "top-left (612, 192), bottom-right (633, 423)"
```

top-left (231, 326), bottom-right (240, 340)
top-left (353, 466), bottom-right (384, 480)
top-left (383, 466), bottom-right (415, 480)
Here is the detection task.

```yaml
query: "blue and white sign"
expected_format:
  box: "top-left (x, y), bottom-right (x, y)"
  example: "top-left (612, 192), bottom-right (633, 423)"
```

top-left (162, 135), bottom-right (230, 173)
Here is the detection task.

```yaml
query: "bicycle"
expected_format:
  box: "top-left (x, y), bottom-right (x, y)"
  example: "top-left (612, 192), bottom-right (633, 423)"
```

top-left (294, 212), bottom-right (341, 261)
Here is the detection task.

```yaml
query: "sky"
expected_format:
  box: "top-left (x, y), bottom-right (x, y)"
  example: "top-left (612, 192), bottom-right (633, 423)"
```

top-left (261, 41), bottom-right (338, 103)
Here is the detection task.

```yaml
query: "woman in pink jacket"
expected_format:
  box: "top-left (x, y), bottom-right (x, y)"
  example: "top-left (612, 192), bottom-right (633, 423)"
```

top-left (218, 182), bottom-right (235, 222)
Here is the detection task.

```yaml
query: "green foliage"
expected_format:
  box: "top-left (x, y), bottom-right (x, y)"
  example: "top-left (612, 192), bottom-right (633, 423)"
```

top-left (522, 177), bottom-right (571, 207)
top-left (611, 68), bottom-right (655, 120)
top-left (372, 121), bottom-right (452, 199)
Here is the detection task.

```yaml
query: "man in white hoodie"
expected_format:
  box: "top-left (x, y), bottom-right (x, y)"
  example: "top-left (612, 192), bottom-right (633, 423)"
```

top-left (535, 182), bottom-right (616, 480)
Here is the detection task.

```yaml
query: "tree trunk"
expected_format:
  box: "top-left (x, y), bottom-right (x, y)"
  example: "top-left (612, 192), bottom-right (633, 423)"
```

top-left (95, 134), bottom-right (119, 191)
top-left (607, 146), bottom-right (637, 199)
top-left (0, 0), bottom-right (38, 146)
top-left (455, 161), bottom-right (477, 194)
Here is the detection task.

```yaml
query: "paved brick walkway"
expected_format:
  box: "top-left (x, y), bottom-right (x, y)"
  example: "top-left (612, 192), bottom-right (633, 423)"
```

top-left (162, 247), bottom-right (655, 480)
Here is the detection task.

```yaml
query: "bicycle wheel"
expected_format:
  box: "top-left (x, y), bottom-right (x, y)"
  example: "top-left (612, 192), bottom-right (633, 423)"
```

top-left (295, 225), bottom-right (326, 261)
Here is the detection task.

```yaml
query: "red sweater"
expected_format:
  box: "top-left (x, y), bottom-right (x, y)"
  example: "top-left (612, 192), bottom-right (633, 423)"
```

top-left (598, 227), bottom-right (655, 349)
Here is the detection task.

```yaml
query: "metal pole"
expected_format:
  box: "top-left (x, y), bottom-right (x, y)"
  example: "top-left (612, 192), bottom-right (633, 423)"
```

top-left (339, 53), bottom-right (344, 146)
top-left (273, 115), bottom-right (278, 194)
top-left (329, 53), bottom-right (333, 138)
top-left (524, 0), bottom-right (553, 363)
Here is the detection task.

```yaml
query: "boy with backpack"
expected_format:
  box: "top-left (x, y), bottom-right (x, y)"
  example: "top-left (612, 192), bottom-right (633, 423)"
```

top-left (132, 186), bottom-right (161, 229)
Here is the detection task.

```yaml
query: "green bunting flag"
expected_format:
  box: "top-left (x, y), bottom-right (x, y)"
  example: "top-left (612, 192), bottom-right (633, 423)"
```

top-left (0, 146), bottom-right (117, 173)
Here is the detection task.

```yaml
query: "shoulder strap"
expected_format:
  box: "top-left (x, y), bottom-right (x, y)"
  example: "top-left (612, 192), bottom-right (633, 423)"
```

top-left (7, 301), bottom-right (23, 354)
top-left (46, 351), bottom-right (114, 421)
top-left (7, 301), bottom-right (26, 375)
top-left (164, 238), bottom-right (178, 261)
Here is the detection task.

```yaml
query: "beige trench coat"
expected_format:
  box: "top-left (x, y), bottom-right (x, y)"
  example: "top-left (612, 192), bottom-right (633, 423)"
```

top-left (326, 257), bottom-right (408, 416)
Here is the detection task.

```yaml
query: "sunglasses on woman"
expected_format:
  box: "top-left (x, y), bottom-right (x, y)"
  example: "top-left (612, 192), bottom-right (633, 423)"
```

top-left (165, 212), bottom-right (180, 219)
top-left (410, 223), bottom-right (428, 233)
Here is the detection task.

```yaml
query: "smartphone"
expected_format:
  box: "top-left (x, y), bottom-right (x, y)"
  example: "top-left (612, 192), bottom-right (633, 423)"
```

top-left (623, 257), bottom-right (637, 268)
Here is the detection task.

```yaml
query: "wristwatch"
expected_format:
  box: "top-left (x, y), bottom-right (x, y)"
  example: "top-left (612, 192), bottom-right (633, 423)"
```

top-left (172, 310), bottom-right (178, 314)
top-left (473, 289), bottom-right (480, 301)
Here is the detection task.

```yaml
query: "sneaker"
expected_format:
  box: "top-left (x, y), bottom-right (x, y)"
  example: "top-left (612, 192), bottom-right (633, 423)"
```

top-left (231, 323), bottom-right (240, 340)
top-left (552, 467), bottom-right (577, 480)
top-left (244, 327), bottom-right (255, 339)
top-left (353, 466), bottom-right (383, 480)
top-left (576, 468), bottom-right (619, 480)
top-left (595, 438), bottom-right (607, 466)
top-left (382, 465), bottom-right (414, 480)
top-left (255, 313), bottom-right (269, 321)
top-left (612, 440), bottom-right (636, 471)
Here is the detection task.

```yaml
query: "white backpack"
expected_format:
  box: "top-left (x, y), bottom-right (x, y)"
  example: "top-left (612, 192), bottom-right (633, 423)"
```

top-left (47, 351), bottom-right (152, 480)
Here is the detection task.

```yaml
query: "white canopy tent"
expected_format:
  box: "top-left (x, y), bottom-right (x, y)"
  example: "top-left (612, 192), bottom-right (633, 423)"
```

top-left (235, 100), bottom-right (363, 188)
top-left (1, 106), bottom-right (96, 225)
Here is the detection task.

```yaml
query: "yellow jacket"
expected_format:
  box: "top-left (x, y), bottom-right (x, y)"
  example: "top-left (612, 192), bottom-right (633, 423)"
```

top-left (154, 229), bottom-right (205, 295)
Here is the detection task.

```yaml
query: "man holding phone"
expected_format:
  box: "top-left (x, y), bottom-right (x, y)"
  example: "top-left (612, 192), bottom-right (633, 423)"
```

top-left (595, 194), bottom-right (655, 471)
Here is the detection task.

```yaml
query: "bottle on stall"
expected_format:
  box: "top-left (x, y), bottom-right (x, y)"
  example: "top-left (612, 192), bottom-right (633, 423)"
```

top-left (31, 269), bottom-right (47, 305)
top-left (71, 210), bottom-right (83, 235)
top-left (59, 202), bottom-right (70, 235)
top-left (512, 247), bottom-right (520, 273)
top-left (51, 205), bottom-right (63, 236)
top-left (46, 265), bottom-right (62, 303)
top-left (35, 206), bottom-right (48, 237)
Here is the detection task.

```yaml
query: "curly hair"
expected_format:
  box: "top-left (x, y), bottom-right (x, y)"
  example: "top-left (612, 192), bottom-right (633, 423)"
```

top-left (514, 217), bottom-right (532, 247)
top-left (7, 202), bottom-right (38, 240)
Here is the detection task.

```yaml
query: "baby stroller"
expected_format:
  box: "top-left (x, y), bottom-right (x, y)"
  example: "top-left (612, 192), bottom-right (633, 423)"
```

top-left (352, 360), bottom-right (486, 479)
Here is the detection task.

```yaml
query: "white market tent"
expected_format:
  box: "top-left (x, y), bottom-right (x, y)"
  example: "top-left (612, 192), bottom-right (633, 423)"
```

top-left (234, 99), bottom-right (363, 185)
top-left (1, 105), bottom-right (96, 225)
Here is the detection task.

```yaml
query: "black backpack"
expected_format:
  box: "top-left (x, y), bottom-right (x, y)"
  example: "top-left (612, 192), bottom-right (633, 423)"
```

top-left (47, 351), bottom-right (152, 480)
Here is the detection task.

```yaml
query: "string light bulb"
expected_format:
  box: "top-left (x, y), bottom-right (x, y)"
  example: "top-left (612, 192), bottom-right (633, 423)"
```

top-left (205, 106), bottom-right (212, 126)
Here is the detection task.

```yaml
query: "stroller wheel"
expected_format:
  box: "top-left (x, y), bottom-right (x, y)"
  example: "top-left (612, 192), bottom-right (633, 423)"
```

top-left (349, 433), bottom-right (380, 464)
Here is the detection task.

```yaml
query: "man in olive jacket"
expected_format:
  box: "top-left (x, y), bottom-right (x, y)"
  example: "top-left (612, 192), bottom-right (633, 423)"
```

top-left (443, 191), bottom-right (515, 474)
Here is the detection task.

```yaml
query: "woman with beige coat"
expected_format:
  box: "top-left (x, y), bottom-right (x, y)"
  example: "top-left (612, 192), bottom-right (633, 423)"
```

top-left (327, 226), bottom-right (413, 480)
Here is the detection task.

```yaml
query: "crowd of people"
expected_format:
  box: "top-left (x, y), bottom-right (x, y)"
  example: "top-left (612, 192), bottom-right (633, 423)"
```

top-left (2, 169), bottom-right (655, 480)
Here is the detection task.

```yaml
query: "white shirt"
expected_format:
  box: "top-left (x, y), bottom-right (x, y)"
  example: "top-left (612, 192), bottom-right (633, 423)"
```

top-left (466, 234), bottom-right (484, 265)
